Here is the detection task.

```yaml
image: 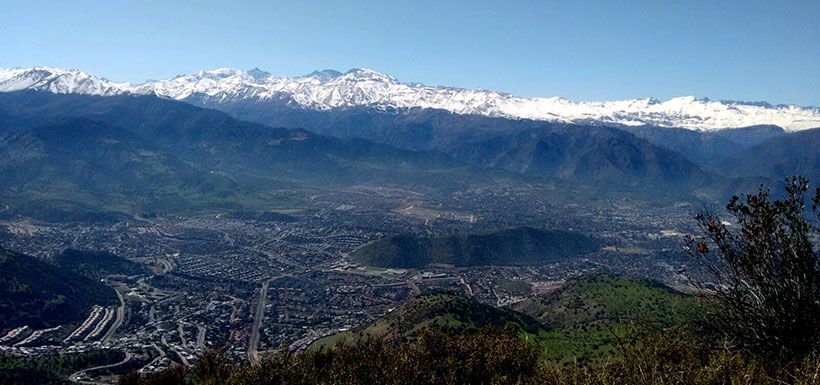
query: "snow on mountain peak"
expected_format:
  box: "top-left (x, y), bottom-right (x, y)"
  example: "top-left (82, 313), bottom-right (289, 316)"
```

top-left (339, 68), bottom-right (398, 83)
top-left (0, 66), bottom-right (128, 96)
top-left (1, 66), bottom-right (819, 131)
top-left (246, 67), bottom-right (272, 80)
top-left (194, 68), bottom-right (246, 79)
top-left (307, 69), bottom-right (343, 82)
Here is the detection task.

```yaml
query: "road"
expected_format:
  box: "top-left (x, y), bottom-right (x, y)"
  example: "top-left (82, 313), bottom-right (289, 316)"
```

top-left (68, 351), bottom-right (132, 385)
top-left (102, 288), bottom-right (125, 342)
top-left (156, 258), bottom-right (174, 275)
top-left (247, 278), bottom-right (272, 364)
top-left (141, 342), bottom-right (167, 372)
top-left (460, 276), bottom-right (474, 297)
top-left (177, 322), bottom-right (188, 347)
top-left (407, 279), bottom-right (421, 296)
top-left (196, 325), bottom-right (207, 348)
top-left (164, 333), bottom-right (190, 366)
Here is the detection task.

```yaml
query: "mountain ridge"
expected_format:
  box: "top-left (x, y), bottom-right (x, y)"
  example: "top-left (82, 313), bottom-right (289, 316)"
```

top-left (0, 90), bottom-right (516, 220)
top-left (2, 66), bottom-right (819, 131)
top-left (352, 226), bottom-right (602, 269)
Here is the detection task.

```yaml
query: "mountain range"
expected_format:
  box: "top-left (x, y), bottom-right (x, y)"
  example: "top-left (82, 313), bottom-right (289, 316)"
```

top-left (0, 91), bottom-right (502, 220)
top-left (2, 66), bottom-right (819, 131)
top-left (1, 66), bottom-right (819, 221)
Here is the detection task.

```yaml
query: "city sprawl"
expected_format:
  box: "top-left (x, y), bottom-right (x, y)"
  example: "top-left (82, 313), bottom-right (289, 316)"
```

top-left (0, 185), bottom-right (697, 377)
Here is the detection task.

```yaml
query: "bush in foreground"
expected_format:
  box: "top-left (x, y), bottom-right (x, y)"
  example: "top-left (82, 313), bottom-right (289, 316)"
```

top-left (689, 176), bottom-right (820, 359)
top-left (121, 329), bottom-right (819, 385)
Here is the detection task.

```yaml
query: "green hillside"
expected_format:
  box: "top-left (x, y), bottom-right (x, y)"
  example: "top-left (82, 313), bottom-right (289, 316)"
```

top-left (351, 226), bottom-right (600, 268)
top-left (0, 248), bottom-right (118, 332)
top-left (56, 249), bottom-right (148, 280)
top-left (311, 292), bottom-right (546, 350)
top-left (313, 275), bottom-right (707, 367)
top-left (515, 275), bottom-right (709, 366)
top-left (0, 117), bottom-right (243, 221)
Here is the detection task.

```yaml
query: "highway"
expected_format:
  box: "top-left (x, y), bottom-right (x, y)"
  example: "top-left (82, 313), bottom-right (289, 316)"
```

top-left (102, 288), bottom-right (125, 342)
top-left (247, 278), bottom-right (272, 364)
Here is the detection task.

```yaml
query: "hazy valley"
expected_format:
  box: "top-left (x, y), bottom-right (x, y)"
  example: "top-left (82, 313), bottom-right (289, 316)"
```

top-left (0, 64), bottom-right (817, 385)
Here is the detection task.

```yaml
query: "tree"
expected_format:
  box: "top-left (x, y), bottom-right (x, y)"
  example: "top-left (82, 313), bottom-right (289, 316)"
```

top-left (688, 176), bottom-right (820, 359)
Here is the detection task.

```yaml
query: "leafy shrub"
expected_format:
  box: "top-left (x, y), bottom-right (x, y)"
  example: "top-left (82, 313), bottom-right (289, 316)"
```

top-left (689, 176), bottom-right (820, 360)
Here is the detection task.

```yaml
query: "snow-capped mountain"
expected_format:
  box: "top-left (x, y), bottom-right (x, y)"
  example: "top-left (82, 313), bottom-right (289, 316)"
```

top-left (1, 66), bottom-right (819, 131)
top-left (0, 67), bottom-right (129, 96)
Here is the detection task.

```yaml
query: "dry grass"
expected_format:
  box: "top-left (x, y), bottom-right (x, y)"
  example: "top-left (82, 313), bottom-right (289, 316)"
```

top-left (121, 329), bottom-right (819, 385)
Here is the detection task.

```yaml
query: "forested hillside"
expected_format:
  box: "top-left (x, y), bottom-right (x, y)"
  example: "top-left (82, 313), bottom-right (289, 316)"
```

top-left (352, 227), bottom-right (600, 268)
top-left (0, 248), bottom-right (117, 331)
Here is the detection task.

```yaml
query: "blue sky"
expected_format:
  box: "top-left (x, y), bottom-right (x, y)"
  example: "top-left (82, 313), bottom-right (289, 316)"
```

top-left (2, 0), bottom-right (818, 105)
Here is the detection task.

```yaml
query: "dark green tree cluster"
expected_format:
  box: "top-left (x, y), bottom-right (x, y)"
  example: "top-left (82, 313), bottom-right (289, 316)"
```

top-left (0, 350), bottom-right (123, 385)
top-left (0, 248), bottom-right (118, 330)
top-left (353, 227), bottom-right (600, 268)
